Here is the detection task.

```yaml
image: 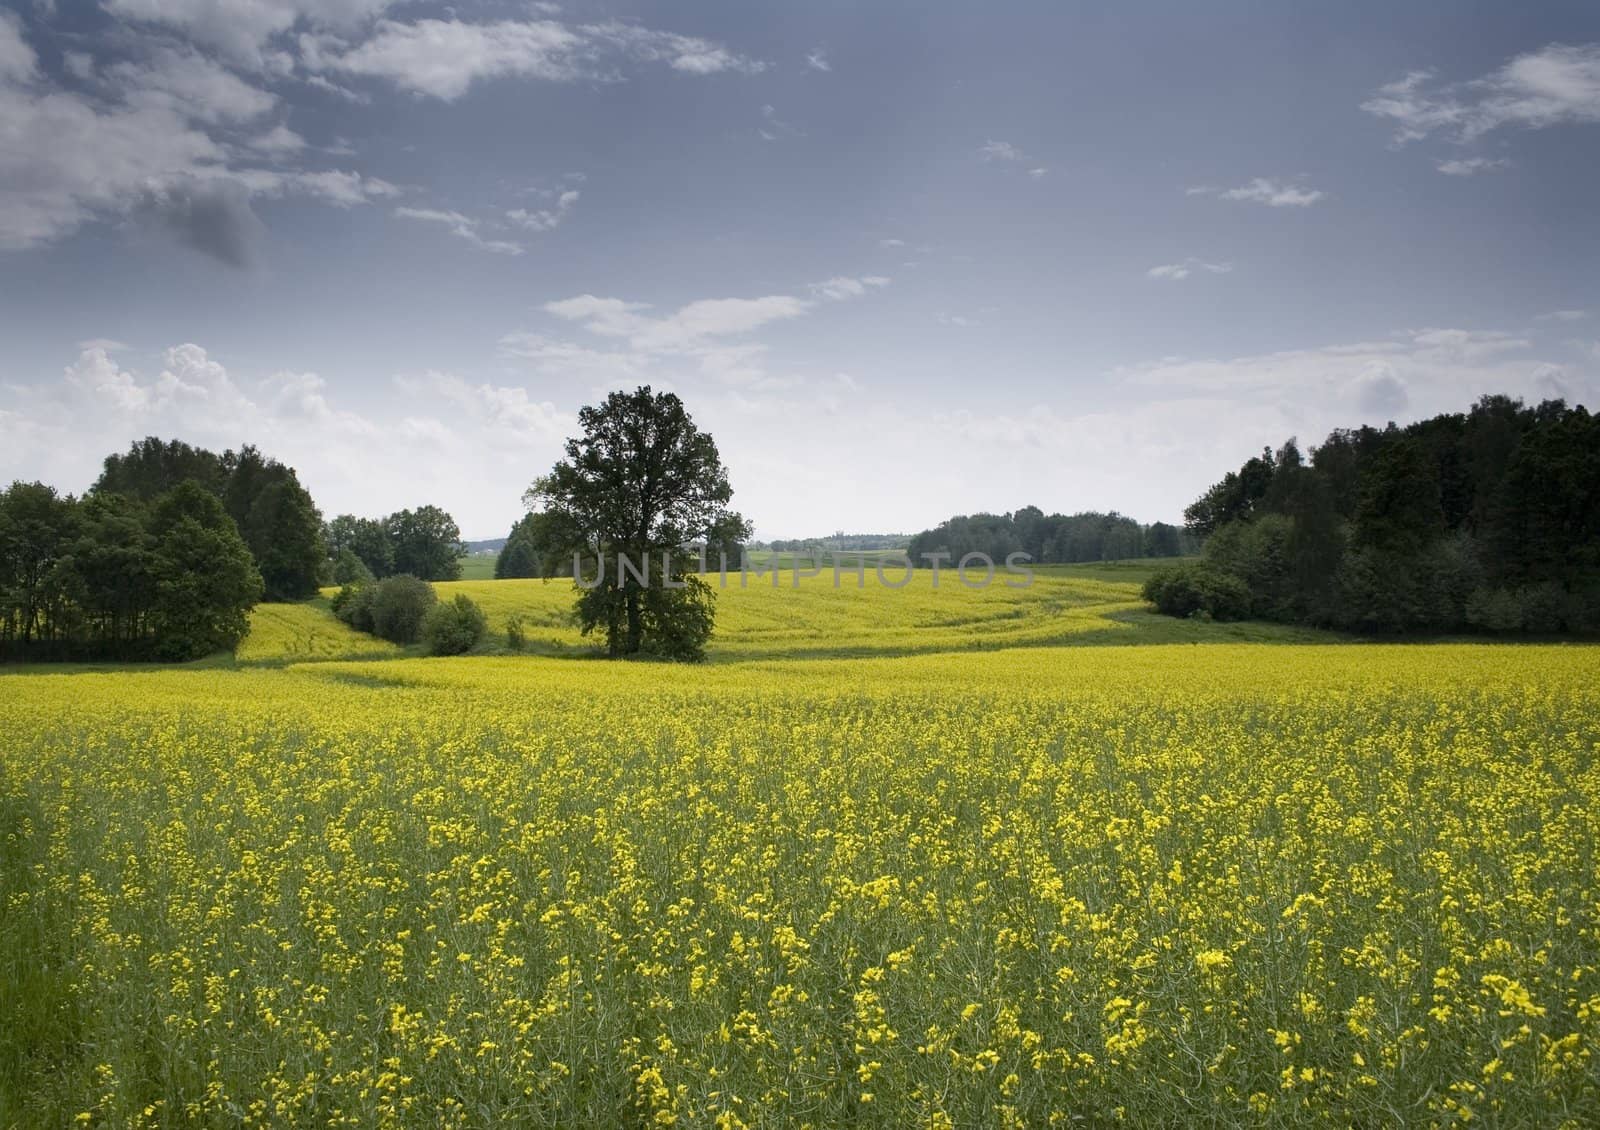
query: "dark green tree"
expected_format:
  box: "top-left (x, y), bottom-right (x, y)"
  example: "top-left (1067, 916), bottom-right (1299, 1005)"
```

top-left (0, 481), bottom-right (79, 647)
top-left (243, 478), bottom-right (325, 600)
top-left (146, 482), bottom-right (263, 660)
top-left (94, 437), bottom-right (226, 502)
top-left (528, 386), bottom-right (749, 660)
top-left (387, 506), bottom-right (464, 581)
top-left (326, 515), bottom-right (395, 578)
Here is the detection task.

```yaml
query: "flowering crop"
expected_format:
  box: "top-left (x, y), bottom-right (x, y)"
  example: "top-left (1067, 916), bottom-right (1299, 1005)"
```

top-left (3, 641), bottom-right (1598, 1126)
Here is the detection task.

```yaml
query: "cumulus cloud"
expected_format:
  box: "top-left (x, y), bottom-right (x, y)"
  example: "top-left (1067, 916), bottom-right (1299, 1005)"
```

top-left (1189, 178), bottom-right (1325, 207)
top-left (1363, 44), bottom-right (1600, 143)
top-left (1, 342), bottom-right (580, 538)
top-left (0, 13), bottom-right (406, 256)
top-left (805, 48), bottom-right (830, 72)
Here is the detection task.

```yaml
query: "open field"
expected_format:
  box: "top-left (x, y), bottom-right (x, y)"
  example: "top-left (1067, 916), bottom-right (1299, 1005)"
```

top-left (296, 562), bottom-right (1325, 665)
top-left (4, 577), bottom-right (1599, 1125)
top-left (457, 555), bottom-right (499, 581)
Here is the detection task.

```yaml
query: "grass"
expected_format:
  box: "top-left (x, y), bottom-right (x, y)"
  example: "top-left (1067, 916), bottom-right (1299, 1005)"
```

top-left (456, 553), bottom-right (499, 580)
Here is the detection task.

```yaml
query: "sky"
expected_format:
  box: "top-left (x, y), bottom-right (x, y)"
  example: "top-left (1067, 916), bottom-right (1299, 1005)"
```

top-left (1, 1), bottom-right (1598, 540)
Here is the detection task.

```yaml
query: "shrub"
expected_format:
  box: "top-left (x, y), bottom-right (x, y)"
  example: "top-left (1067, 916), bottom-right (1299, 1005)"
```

top-left (1142, 562), bottom-right (1252, 621)
top-left (332, 582), bottom-right (377, 633)
top-left (505, 614), bottom-right (527, 652)
top-left (423, 594), bottom-right (488, 655)
top-left (369, 574), bottom-right (436, 644)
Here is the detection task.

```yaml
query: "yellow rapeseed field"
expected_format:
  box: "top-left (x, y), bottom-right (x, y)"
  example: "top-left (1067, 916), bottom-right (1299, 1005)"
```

top-left (3, 586), bottom-right (1599, 1125)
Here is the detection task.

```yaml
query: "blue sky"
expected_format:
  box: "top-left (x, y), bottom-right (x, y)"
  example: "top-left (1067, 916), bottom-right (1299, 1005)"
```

top-left (2, 1), bottom-right (1597, 539)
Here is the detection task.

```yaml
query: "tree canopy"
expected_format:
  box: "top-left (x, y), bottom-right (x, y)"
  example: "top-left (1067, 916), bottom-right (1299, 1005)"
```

top-left (1, 477), bottom-right (262, 661)
top-left (93, 438), bottom-right (323, 600)
top-left (526, 386), bottom-right (749, 660)
top-left (1148, 396), bottom-right (1600, 633)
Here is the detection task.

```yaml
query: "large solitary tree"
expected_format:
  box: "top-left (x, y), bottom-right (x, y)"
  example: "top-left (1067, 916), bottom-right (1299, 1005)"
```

top-left (527, 386), bottom-right (749, 660)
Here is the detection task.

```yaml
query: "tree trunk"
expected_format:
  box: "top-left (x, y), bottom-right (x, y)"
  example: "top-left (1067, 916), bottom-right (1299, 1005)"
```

top-left (625, 589), bottom-right (642, 654)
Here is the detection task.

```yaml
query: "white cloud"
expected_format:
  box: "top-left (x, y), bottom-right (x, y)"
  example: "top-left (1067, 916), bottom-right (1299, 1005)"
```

top-left (393, 206), bottom-right (523, 254)
top-left (0, 14), bottom-right (404, 256)
top-left (250, 123), bottom-right (308, 154)
top-left (0, 342), bottom-right (580, 538)
top-left (979, 139), bottom-right (1026, 162)
top-left (1190, 177), bottom-right (1325, 207)
top-left (526, 276), bottom-right (889, 392)
top-left (311, 19), bottom-right (588, 99)
top-left (104, 0), bottom-right (398, 67)
top-left (1537, 309), bottom-right (1589, 322)
top-left (107, 45), bottom-right (278, 123)
top-left (809, 275), bottom-right (890, 301)
top-left (0, 11), bottom-right (39, 84)
top-left (309, 17), bottom-right (763, 100)
top-left (1146, 259), bottom-right (1232, 281)
top-left (1111, 328), bottom-right (1581, 422)
top-left (506, 188), bottom-right (578, 232)
top-left (805, 48), bottom-right (830, 72)
top-left (586, 21), bottom-right (764, 76)
top-left (1028, 167), bottom-right (1048, 179)
top-left (290, 169), bottom-right (398, 205)
top-left (1363, 44), bottom-right (1600, 143)
top-left (1436, 156), bottom-right (1508, 176)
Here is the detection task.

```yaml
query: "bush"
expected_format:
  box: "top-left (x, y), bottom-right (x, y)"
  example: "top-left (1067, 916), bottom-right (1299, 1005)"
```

top-left (505, 614), bottom-right (527, 652)
top-left (1142, 562), bottom-right (1252, 621)
top-left (369, 574), bottom-right (436, 644)
top-left (423, 594), bottom-right (488, 655)
top-left (331, 582), bottom-right (377, 633)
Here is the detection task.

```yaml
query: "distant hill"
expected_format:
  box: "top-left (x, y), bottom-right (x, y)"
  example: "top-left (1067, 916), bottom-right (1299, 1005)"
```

top-left (463, 538), bottom-right (506, 554)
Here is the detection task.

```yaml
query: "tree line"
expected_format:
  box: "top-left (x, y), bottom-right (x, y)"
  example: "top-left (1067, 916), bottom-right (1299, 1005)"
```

top-left (1145, 396), bottom-right (1600, 633)
top-left (3, 437), bottom-right (470, 662)
top-left (324, 507), bottom-right (465, 585)
top-left (906, 509), bottom-right (1193, 566)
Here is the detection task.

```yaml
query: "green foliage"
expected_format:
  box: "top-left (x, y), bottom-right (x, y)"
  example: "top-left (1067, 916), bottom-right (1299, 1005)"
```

top-left (326, 507), bottom-right (464, 583)
top-left (1141, 561), bottom-right (1251, 621)
top-left (423, 594), bottom-right (488, 655)
top-left (95, 439), bottom-right (324, 600)
top-left (387, 506), bottom-right (463, 581)
top-left (907, 508), bottom-right (1179, 567)
top-left (325, 515), bottom-right (395, 579)
top-left (146, 482), bottom-right (264, 660)
top-left (242, 477), bottom-right (325, 600)
top-left (330, 547), bottom-right (375, 586)
top-left (495, 512), bottom-right (553, 579)
top-left (1176, 398), bottom-right (1600, 635)
top-left (2, 477), bottom-right (261, 661)
top-left (331, 581), bottom-right (377, 634)
top-left (369, 574), bottom-right (436, 644)
top-left (504, 615), bottom-right (527, 652)
top-left (529, 386), bottom-right (748, 660)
